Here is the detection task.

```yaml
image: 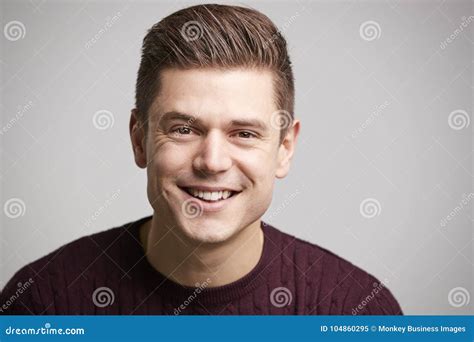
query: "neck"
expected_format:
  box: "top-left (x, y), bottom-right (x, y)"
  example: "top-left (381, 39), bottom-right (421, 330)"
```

top-left (140, 215), bottom-right (264, 287)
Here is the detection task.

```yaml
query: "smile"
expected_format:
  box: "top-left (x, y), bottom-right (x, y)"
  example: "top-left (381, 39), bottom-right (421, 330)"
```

top-left (179, 186), bottom-right (240, 203)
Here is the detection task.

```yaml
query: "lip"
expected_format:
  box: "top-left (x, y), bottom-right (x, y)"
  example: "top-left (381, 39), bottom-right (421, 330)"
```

top-left (178, 186), bottom-right (240, 212)
top-left (179, 185), bottom-right (241, 192)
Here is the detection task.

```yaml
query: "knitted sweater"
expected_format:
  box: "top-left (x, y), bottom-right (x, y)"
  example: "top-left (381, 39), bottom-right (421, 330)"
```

top-left (0, 216), bottom-right (403, 315)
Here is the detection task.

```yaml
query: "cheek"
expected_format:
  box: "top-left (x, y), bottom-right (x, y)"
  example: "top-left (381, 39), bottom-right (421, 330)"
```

top-left (236, 148), bottom-right (278, 182)
top-left (234, 150), bottom-right (278, 216)
top-left (146, 145), bottom-right (190, 201)
top-left (243, 169), bottom-right (275, 221)
top-left (151, 143), bottom-right (190, 175)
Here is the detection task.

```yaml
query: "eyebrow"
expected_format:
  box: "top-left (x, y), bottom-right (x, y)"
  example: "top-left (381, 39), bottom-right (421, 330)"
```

top-left (159, 111), bottom-right (268, 131)
top-left (159, 111), bottom-right (198, 125)
top-left (229, 118), bottom-right (268, 131)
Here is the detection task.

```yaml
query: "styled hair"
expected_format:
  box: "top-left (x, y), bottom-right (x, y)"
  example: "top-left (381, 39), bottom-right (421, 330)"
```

top-left (135, 4), bottom-right (294, 137)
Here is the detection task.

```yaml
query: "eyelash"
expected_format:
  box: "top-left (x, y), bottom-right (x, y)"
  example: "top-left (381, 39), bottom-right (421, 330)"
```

top-left (236, 131), bottom-right (257, 139)
top-left (171, 126), bottom-right (193, 135)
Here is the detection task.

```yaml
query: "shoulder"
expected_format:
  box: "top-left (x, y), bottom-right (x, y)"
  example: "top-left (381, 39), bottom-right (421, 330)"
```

top-left (0, 217), bottom-right (144, 314)
top-left (21, 219), bottom-right (134, 281)
top-left (263, 223), bottom-right (403, 315)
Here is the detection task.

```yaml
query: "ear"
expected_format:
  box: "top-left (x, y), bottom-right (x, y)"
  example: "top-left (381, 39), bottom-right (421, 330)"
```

top-left (129, 109), bottom-right (147, 169)
top-left (275, 119), bottom-right (300, 179)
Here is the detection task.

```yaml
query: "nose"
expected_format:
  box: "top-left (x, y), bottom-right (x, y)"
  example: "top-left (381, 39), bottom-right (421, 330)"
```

top-left (193, 130), bottom-right (232, 175)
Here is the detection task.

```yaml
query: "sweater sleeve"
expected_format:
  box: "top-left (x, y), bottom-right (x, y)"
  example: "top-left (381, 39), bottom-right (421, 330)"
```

top-left (0, 266), bottom-right (39, 315)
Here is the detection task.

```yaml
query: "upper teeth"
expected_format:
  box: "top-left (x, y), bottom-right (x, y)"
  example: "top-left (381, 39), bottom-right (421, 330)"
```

top-left (188, 189), bottom-right (232, 201)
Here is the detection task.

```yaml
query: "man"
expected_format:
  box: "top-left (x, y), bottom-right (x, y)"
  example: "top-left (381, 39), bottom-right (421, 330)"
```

top-left (0, 4), bottom-right (402, 315)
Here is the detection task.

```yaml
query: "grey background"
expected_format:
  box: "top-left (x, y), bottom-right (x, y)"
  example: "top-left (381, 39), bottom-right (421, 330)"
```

top-left (1, 0), bottom-right (472, 315)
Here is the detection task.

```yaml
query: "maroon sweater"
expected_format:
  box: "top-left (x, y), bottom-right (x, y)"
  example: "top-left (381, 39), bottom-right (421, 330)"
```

top-left (0, 216), bottom-right (402, 315)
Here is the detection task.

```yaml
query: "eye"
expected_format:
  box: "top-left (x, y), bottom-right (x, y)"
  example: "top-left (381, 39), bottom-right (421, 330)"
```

top-left (236, 131), bottom-right (257, 139)
top-left (172, 126), bottom-right (192, 135)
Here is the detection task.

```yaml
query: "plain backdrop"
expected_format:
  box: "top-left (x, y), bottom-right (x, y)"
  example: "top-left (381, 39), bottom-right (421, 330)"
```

top-left (1, 0), bottom-right (472, 315)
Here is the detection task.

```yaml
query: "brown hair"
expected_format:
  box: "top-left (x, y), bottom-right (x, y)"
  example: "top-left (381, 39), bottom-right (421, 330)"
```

top-left (135, 4), bottom-right (294, 138)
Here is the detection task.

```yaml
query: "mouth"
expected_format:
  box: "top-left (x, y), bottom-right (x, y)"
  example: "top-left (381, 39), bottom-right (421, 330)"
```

top-left (178, 186), bottom-right (241, 203)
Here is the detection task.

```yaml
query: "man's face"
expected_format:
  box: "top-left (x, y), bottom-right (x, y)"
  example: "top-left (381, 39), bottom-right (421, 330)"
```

top-left (131, 68), bottom-right (298, 244)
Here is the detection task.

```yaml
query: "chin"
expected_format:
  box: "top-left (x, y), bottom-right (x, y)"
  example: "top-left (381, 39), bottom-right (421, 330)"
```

top-left (180, 219), bottom-right (239, 244)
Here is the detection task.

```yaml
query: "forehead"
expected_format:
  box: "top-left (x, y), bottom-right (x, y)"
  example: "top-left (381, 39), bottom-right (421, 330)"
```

top-left (152, 68), bottom-right (277, 122)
